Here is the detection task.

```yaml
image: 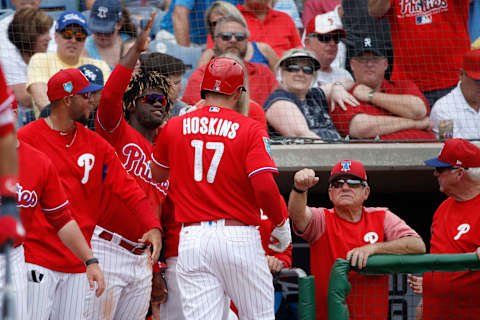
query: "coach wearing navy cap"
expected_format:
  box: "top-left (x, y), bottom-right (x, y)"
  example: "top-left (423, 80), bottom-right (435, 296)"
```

top-left (27, 10), bottom-right (111, 116)
top-left (418, 139), bottom-right (480, 319)
top-left (288, 160), bottom-right (425, 319)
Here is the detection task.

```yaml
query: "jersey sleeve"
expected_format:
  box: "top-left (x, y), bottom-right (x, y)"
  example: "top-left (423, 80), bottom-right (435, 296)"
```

top-left (102, 141), bottom-right (161, 231)
top-left (383, 210), bottom-right (420, 241)
top-left (245, 124), bottom-right (278, 177)
top-left (294, 207), bottom-right (326, 243)
top-left (96, 64), bottom-right (132, 136)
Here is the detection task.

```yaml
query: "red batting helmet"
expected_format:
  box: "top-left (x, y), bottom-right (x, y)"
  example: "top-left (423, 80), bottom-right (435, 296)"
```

top-left (200, 57), bottom-right (245, 99)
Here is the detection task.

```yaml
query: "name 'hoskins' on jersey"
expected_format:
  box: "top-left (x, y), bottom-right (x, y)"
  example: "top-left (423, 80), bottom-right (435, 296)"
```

top-left (182, 116), bottom-right (240, 139)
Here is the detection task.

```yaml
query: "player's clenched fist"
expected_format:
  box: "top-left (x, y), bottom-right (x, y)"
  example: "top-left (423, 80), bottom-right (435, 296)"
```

top-left (293, 168), bottom-right (319, 192)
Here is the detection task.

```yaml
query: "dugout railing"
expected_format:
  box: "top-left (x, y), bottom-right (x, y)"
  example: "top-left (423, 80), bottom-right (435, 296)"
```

top-left (327, 253), bottom-right (480, 320)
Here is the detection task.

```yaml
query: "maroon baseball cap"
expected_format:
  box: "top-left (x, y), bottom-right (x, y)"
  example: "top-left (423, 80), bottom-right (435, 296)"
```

top-left (47, 68), bottom-right (96, 102)
top-left (463, 50), bottom-right (480, 81)
top-left (425, 139), bottom-right (480, 168)
top-left (328, 159), bottom-right (367, 183)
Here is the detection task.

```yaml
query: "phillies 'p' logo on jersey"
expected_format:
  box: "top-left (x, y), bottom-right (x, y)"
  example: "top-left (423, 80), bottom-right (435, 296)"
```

top-left (454, 223), bottom-right (470, 240)
top-left (77, 153), bottom-right (95, 184)
top-left (363, 232), bottom-right (379, 244)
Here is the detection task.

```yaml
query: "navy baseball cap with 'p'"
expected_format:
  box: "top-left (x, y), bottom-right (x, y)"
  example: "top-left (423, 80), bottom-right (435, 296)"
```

top-left (78, 64), bottom-right (104, 92)
top-left (88, 0), bottom-right (122, 34)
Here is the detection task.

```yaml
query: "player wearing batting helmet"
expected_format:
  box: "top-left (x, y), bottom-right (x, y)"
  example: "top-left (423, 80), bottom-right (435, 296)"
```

top-left (150, 56), bottom-right (292, 320)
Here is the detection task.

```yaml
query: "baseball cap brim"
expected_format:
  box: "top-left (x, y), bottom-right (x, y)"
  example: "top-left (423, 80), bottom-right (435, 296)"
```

top-left (328, 172), bottom-right (365, 183)
top-left (78, 83), bottom-right (103, 93)
top-left (424, 158), bottom-right (451, 167)
top-left (88, 18), bottom-right (116, 34)
top-left (465, 70), bottom-right (480, 82)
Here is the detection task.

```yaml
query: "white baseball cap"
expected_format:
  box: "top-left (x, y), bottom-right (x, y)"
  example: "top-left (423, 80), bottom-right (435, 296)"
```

top-left (305, 11), bottom-right (346, 37)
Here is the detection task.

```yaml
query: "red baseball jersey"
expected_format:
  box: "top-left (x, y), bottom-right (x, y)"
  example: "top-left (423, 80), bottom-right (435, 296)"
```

top-left (95, 64), bottom-right (170, 244)
top-left (151, 105), bottom-right (278, 225)
top-left (0, 65), bottom-right (15, 137)
top-left (423, 194), bottom-right (480, 319)
top-left (18, 141), bottom-right (74, 260)
top-left (18, 120), bottom-right (160, 273)
top-left (387, 0), bottom-right (470, 92)
top-left (310, 207), bottom-right (388, 320)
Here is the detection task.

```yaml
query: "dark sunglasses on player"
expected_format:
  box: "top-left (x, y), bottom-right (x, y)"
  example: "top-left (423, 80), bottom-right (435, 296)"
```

top-left (139, 94), bottom-right (168, 107)
top-left (284, 64), bottom-right (314, 75)
top-left (330, 179), bottom-right (366, 189)
top-left (60, 29), bottom-right (87, 42)
top-left (216, 32), bottom-right (247, 42)
top-left (77, 92), bottom-right (92, 99)
top-left (314, 33), bottom-right (341, 44)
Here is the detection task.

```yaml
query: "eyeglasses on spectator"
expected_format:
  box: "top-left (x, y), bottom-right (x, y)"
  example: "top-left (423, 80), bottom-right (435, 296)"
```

top-left (313, 33), bottom-right (341, 44)
top-left (216, 32), bottom-right (247, 42)
top-left (284, 64), bottom-right (314, 75)
top-left (61, 29), bottom-right (87, 42)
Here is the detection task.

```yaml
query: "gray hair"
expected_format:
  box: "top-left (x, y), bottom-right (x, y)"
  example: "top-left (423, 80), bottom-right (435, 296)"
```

top-left (214, 15), bottom-right (250, 39)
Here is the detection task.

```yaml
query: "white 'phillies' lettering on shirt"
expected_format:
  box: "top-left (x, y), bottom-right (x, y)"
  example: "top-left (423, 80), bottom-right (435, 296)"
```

top-left (16, 183), bottom-right (38, 208)
top-left (182, 117), bottom-right (239, 139)
top-left (453, 223), bottom-right (470, 240)
top-left (399, 0), bottom-right (448, 16)
top-left (363, 232), bottom-right (379, 244)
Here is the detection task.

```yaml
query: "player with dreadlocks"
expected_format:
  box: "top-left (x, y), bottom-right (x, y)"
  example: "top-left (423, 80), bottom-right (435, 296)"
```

top-left (85, 13), bottom-right (171, 320)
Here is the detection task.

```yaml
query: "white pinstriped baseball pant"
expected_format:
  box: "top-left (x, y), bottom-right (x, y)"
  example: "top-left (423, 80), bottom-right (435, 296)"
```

top-left (0, 245), bottom-right (28, 320)
top-left (177, 220), bottom-right (275, 320)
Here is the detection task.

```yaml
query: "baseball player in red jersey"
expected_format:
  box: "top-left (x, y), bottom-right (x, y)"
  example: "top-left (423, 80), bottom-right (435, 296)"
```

top-left (17, 68), bottom-right (162, 320)
top-left (150, 57), bottom-right (292, 320)
top-left (420, 139), bottom-right (480, 319)
top-left (89, 13), bottom-right (171, 320)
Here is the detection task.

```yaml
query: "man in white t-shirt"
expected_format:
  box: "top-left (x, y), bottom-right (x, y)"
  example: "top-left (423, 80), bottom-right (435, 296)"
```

top-left (430, 49), bottom-right (480, 140)
top-left (303, 10), bottom-right (352, 86)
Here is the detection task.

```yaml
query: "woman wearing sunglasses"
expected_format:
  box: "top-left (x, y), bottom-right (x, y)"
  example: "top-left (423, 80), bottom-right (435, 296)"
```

top-left (198, 1), bottom-right (279, 70)
top-left (263, 48), bottom-right (352, 141)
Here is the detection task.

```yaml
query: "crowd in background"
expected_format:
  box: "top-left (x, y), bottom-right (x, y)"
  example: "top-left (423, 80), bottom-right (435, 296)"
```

top-left (1, 0), bottom-right (479, 141)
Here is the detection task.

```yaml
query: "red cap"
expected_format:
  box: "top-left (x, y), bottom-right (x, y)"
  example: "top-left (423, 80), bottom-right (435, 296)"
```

top-left (305, 11), bottom-right (346, 37)
top-left (424, 139), bottom-right (480, 168)
top-left (329, 159), bottom-right (367, 182)
top-left (47, 68), bottom-right (91, 102)
top-left (201, 57), bottom-right (245, 99)
top-left (463, 50), bottom-right (480, 81)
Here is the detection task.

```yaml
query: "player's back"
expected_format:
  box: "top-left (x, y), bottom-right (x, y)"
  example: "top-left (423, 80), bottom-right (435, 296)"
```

top-left (154, 105), bottom-right (277, 226)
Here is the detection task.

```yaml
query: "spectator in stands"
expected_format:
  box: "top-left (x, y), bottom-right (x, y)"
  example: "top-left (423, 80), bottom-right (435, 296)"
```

top-left (237, 0), bottom-right (302, 57)
top-left (303, 11), bottom-right (353, 86)
top-left (139, 52), bottom-right (189, 117)
top-left (39, 64), bottom-right (105, 132)
top-left (430, 50), bottom-right (480, 139)
top-left (160, 0), bottom-right (240, 46)
top-left (420, 139), bottom-right (480, 319)
top-left (288, 160), bottom-right (425, 319)
top-left (271, 0), bottom-right (303, 31)
top-left (263, 48), bottom-right (343, 140)
top-left (342, 0), bottom-right (393, 79)
top-left (182, 15), bottom-right (278, 107)
top-left (368, 0), bottom-right (470, 107)
top-left (85, 0), bottom-right (138, 70)
top-left (301, 0), bottom-right (338, 27)
top-left (1, 7), bottom-right (52, 127)
top-left (330, 36), bottom-right (436, 141)
top-left (27, 11), bottom-right (111, 115)
top-left (200, 1), bottom-right (279, 69)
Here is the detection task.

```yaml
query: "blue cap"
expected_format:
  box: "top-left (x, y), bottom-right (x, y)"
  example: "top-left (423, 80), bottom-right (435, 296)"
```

top-left (78, 64), bottom-right (104, 92)
top-left (88, 0), bottom-right (122, 34)
top-left (56, 11), bottom-right (89, 34)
